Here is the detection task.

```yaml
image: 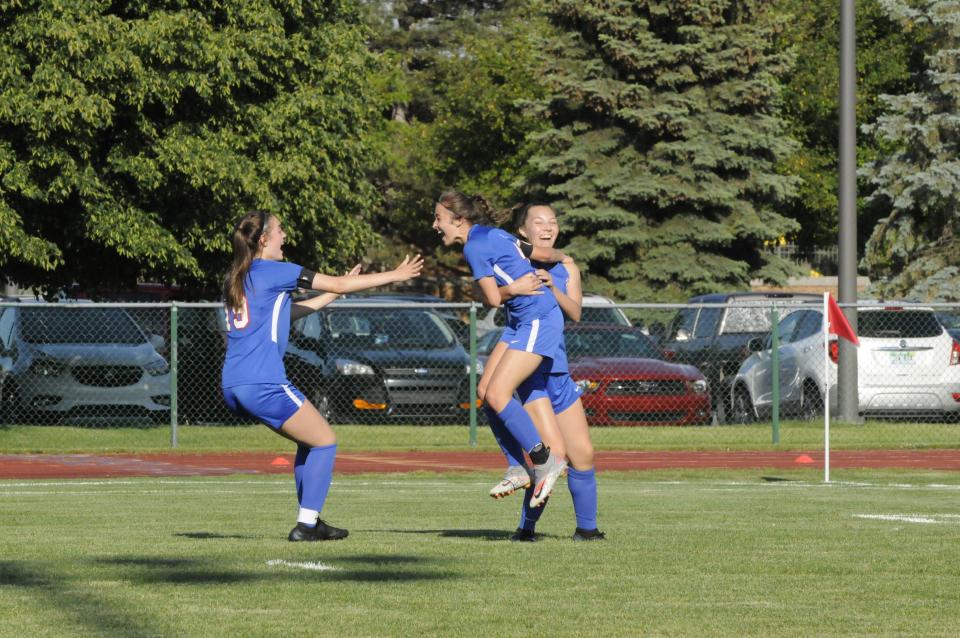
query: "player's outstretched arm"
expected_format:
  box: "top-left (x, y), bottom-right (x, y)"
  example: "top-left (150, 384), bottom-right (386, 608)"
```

top-left (519, 241), bottom-right (570, 264)
top-left (291, 264), bottom-right (362, 321)
top-left (308, 254), bottom-right (423, 295)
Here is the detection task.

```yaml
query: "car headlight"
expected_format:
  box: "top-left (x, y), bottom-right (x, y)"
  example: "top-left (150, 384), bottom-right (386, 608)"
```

top-left (575, 379), bottom-right (600, 393)
top-left (145, 359), bottom-right (170, 376)
top-left (466, 361), bottom-right (484, 375)
top-left (335, 358), bottom-right (375, 375)
top-left (29, 357), bottom-right (65, 377)
top-left (689, 379), bottom-right (708, 394)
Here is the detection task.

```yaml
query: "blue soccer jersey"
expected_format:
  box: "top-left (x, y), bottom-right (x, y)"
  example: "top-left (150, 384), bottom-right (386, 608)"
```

top-left (221, 259), bottom-right (303, 388)
top-left (535, 260), bottom-right (571, 374)
top-left (463, 225), bottom-right (559, 322)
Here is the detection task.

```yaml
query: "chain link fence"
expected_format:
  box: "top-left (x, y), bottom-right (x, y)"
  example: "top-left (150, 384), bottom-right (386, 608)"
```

top-left (2, 298), bottom-right (959, 458)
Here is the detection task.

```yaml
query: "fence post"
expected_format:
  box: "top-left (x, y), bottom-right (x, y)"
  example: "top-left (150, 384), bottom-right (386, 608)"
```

top-left (170, 303), bottom-right (178, 448)
top-left (468, 302), bottom-right (478, 447)
top-left (771, 306), bottom-right (780, 444)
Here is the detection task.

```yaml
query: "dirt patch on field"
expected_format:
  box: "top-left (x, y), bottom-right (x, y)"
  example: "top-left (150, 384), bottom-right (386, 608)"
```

top-left (1, 449), bottom-right (960, 479)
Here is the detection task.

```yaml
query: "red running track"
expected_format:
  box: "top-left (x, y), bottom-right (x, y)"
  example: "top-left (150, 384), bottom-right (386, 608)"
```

top-left (2, 449), bottom-right (960, 479)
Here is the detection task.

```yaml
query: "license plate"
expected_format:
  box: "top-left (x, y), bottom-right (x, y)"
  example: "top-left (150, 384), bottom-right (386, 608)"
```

top-left (888, 351), bottom-right (916, 365)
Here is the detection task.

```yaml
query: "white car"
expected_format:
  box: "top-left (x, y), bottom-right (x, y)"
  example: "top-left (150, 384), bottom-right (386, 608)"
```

top-left (476, 293), bottom-right (631, 337)
top-left (729, 305), bottom-right (960, 422)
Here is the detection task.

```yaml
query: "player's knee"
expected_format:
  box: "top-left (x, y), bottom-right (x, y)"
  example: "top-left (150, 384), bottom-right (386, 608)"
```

top-left (570, 443), bottom-right (594, 470)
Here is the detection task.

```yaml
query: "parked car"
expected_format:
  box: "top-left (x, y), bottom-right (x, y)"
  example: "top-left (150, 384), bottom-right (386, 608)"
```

top-left (0, 304), bottom-right (171, 425)
top-left (476, 293), bottom-right (631, 337)
top-left (289, 295), bottom-right (475, 423)
top-left (729, 305), bottom-right (960, 422)
top-left (478, 323), bottom-right (710, 426)
top-left (935, 310), bottom-right (960, 341)
top-left (660, 291), bottom-right (821, 417)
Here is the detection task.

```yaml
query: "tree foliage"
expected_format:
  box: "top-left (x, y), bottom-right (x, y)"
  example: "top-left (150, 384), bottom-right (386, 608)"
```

top-left (0, 0), bottom-right (380, 297)
top-left (860, 0), bottom-right (960, 300)
top-left (772, 0), bottom-right (924, 254)
top-left (362, 0), bottom-right (549, 276)
top-left (521, 0), bottom-right (802, 301)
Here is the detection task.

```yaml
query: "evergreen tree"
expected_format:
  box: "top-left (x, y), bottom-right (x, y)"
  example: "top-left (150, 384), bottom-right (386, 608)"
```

top-left (861, 0), bottom-right (960, 301)
top-left (523, 0), bottom-right (802, 301)
top-left (0, 0), bottom-right (380, 297)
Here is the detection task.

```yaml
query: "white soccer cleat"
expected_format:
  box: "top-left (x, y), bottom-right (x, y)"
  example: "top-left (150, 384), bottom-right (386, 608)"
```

top-left (530, 453), bottom-right (567, 508)
top-left (489, 465), bottom-right (532, 499)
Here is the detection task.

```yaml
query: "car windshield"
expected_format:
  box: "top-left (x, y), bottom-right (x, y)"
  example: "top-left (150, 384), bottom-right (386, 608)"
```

top-left (580, 306), bottom-right (629, 325)
top-left (21, 308), bottom-right (146, 345)
top-left (859, 310), bottom-right (943, 339)
top-left (722, 304), bottom-right (805, 334)
top-left (323, 308), bottom-right (456, 349)
top-left (566, 329), bottom-right (662, 360)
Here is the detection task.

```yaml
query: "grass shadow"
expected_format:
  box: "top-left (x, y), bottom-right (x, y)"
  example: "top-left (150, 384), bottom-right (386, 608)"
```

top-left (174, 531), bottom-right (258, 540)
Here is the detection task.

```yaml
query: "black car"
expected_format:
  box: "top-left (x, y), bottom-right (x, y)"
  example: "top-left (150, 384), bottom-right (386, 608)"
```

top-left (289, 295), bottom-right (475, 423)
top-left (660, 291), bottom-right (821, 418)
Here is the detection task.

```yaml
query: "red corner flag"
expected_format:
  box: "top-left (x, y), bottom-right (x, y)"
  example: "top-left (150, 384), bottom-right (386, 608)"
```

top-left (827, 293), bottom-right (859, 346)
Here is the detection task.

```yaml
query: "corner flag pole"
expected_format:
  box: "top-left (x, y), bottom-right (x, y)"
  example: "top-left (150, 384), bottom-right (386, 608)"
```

top-left (823, 292), bottom-right (830, 483)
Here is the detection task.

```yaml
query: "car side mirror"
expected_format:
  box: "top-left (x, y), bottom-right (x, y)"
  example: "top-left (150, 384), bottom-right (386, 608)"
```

top-left (748, 337), bottom-right (764, 352)
top-left (149, 334), bottom-right (166, 351)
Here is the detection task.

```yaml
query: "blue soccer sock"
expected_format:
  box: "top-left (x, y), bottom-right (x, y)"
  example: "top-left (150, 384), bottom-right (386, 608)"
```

top-left (483, 405), bottom-right (526, 467)
top-left (518, 485), bottom-right (548, 532)
top-left (293, 443), bottom-right (309, 505)
top-left (298, 444), bottom-right (337, 525)
top-left (495, 399), bottom-right (542, 454)
top-left (567, 466), bottom-right (598, 530)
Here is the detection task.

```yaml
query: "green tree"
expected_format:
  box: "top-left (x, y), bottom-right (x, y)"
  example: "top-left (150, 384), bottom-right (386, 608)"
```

top-left (860, 0), bottom-right (960, 300)
top-left (772, 0), bottom-right (923, 256)
top-left (522, 0), bottom-right (802, 302)
top-left (363, 0), bottom-right (548, 278)
top-left (0, 0), bottom-right (380, 297)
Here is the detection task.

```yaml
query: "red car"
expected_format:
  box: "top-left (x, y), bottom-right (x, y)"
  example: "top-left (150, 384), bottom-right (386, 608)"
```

top-left (478, 323), bottom-right (711, 426)
top-left (565, 324), bottom-right (711, 426)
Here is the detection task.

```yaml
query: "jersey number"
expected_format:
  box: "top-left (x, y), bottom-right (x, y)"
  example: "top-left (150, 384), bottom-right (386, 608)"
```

top-left (226, 297), bottom-right (250, 330)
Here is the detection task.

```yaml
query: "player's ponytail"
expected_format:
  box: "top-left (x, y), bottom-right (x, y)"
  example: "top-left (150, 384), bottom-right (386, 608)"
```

top-left (224, 210), bottom-right (270, 312)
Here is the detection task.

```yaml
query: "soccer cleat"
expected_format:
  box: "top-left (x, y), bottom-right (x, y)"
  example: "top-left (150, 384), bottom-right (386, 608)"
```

top-left (489, 465), bottom-right (532, 499)
top-left (571, 527), bottom-right (606, 542)
top-left (288, 519), bottom-right (349, 542)
top-left (510, 528), bottom-right (537, 542)
top-left (529, 453), bottom-right (566, 508)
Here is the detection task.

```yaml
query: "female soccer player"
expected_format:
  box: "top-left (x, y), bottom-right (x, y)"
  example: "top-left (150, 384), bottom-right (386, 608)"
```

top-left (221, 210), bottom-right (422, 541)
top-left (486, 203), bottom-right (604, 542)
top-left (432, 191), bottom-right (567, 507)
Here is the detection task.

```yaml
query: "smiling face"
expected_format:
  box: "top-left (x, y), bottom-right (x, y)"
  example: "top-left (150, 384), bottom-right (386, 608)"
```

top-left (518, 205), bottom-right (559, 248)
top-left (257, 215), bottom-right (286, 260)
top-left (433, 203), bottom-right (469, 247)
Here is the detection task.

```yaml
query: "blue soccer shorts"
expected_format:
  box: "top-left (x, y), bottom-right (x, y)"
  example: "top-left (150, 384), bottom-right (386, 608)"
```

top-left (222, 383), bottom-right (306, 429)
top-left (516, 371), bottom-right (582, 414)
top-left (498, 310), bottom-right (564, 360)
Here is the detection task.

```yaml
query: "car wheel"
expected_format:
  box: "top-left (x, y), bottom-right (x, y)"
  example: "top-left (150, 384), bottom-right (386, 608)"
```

top-left (313, 389), bottom-right (336, 424)
top-left (0, 379), bottom-right (21, 425)
top-left (730, 386), bottom-right (755, 424)
top-left (799, 381), bottom-right (823, 421)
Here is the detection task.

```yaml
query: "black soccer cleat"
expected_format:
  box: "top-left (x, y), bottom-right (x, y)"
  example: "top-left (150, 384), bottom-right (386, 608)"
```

top-left (510, 528), bottom-right (537, 543)
top-left (571, 527), bottom-right (606, 542)
top-left (288, 520), bottom-right (349, 542)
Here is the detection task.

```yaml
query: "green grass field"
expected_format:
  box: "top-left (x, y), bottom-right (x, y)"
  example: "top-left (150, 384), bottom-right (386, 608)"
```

top-left (2, 470), bottom-right (959, 637)
top-left (1, 419), bottom-right (959, 454)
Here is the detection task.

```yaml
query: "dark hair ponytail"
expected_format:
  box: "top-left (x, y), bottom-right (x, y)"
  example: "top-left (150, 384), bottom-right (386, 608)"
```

top-left (436, 190), bottom-right (498, 224)
top-left (224, 210), bottom-right (270, 311)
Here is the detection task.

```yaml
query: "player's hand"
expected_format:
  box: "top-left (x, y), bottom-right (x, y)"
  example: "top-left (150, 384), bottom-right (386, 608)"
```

top-left (393, 254), bottom-right (424, 281)
top-left (508, 272), bottom-right (543, 297)
top-left (535, 269), bottom-right (554, 289)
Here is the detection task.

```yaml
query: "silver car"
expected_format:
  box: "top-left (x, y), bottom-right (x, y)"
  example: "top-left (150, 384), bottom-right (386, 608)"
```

top-left (0, 304), bottom-right (171, 424)
top-left (729, 305), bottom-right (960, 422)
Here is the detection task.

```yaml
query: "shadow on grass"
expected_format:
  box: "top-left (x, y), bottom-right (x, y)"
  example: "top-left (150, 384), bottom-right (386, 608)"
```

top-left (96, 554), bottom-right (456, 584)
top-left (380, 527), bottom-right (523, 541)
top-left (174, 531), bottom-right (258, 540)
top-left (0, 560), bottom-right (173, 637)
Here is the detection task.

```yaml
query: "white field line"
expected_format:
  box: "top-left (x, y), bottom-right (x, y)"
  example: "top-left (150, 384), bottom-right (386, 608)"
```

top-left (855, 514), bottom-right (960, 524)
top-left (266, 559), bottom-right (341, 572)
